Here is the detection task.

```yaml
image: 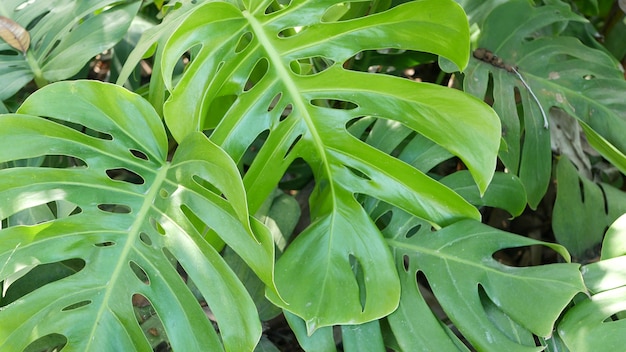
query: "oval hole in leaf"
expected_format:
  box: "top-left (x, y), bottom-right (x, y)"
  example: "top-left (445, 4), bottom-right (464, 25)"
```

top-left (492, 244), bottom-right (564, 267)
top-left (345, 165), bottom-right (371, 181)
top-left (244, 58), bottom-right (269, 92)
top-left (310, 98), bottom-right (358, 110)
top-left (349, 254), bottom-right (367, 312)
top-left (267, 93), bottom-right (282, 112)
top-left (277, 26), bottom-right (306, 38)
top-left (234, 31), bottom-right (253, 53)
top-left (278, 103), bottom-right (293, 122)
top-left (139, 232), bottom-right (152, 246)
top-left (132, 294), bottom-right (170, 347)
top-left (61, 300), bottom-right (92, 311)
top-left (43, 116), bottom-right (113, 140)
top-left (130, 149), bottom-right (149, 161)
top-left (283, 134), bottom-right (303, 159)
top-left (402, 254), bottom-right (410, 272)
top-left (23, 333), bottom-right (67, 352)
top-left (1, 259), bottom-right (86, 307)
top-left (94, 241), bottom-right (116, 247)
top-left (159, 188), bottom-right (169, 198)
top-left (130, 261), bottom-right (150, 285)
top-left (150, 217), bottom-right (166, 235)
top-left (265, 0), bottom-right (292, 15)
top-left (603, 311), bottom-right (626, 323)
top-left (106, 168), bottom-right (145, 185)
top-left (374, 210), bottom-right (392, 230)
top-left (97, 203), bottom-right (131, 214)
top-left (406, 224), bottom-right (422, 239)
top-left (290, 56), bottom-right (336, 76)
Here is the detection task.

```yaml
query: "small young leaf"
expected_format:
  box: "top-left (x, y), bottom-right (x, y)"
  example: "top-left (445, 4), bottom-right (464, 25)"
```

top-left (0, 16), bottom-right (30, 54)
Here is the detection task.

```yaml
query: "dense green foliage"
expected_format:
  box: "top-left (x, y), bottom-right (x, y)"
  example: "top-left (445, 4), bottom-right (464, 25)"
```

top-left (1, 0), bottom-right (626, 351)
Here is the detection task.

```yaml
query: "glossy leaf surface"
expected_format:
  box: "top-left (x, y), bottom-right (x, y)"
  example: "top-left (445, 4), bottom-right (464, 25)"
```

top-left (0, 0), bottom-right (140, 99)
top-left (0, 81), bottom-right (275, 351)
top-left (149, 0), bottom-right (501, 331)
top-left (386, 218), bottom-right (585, 351)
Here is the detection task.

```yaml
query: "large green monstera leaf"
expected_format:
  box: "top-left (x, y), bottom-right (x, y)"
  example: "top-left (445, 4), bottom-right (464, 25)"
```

top-left (0, 0), bottom-right (140, 102)
top-left (381, 214), bottom-right (585, 351)
top-left (133, 0), bottom-right (502, 331)
top-left (464, 0), bottom-right (626, 208)
top-left (0, 81), bottom-right (276, 351)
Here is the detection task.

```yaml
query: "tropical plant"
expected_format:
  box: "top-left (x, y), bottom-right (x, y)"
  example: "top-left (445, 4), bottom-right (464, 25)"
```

top-left (1, 0), bottom-right (625, 351)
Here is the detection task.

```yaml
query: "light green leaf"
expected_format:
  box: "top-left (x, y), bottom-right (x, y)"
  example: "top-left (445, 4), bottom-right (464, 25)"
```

top-left (0, 81), bottom-right (275, 351)
top-left (464, 0), bottom-right (626, 208)
top-left (0, 0), bottom-right (140, 98)
top-left (560, 215), bottom-right (626, 352)
top-left (387, 218), bottom-right (585, 351)
top-left (154, 0), bottom-right (501, 331)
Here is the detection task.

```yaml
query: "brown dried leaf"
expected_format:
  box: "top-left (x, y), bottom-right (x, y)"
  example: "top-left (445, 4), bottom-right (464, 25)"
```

top-left (0, 16), bottom-right (30, 54)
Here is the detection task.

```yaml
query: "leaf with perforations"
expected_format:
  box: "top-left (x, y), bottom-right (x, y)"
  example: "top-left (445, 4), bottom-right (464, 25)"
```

top-left (0, 81), bottom-right (276, 351)
top-left (463, 0), bottom-right (626, 208)
top-left (142, 0), bottom-right (502, 331)
top-left (384, 216), bottom-right (585, 351)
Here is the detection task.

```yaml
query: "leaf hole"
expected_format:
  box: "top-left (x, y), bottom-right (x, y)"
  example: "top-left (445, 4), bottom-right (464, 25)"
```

top-left (374, 210), bottom-right (392, 230)
top-left (345, 165), bottom-right (371, 181)
top-left (402, 254), bottom-right (410, 272)
top-left (97, 203), bottom-right (131, 214)
top-left (598, 184), bottom-right (610, 215)
top-left (265, 0), bottom-right (292, 15)
top-left (23, 333), bottom-right (67, 352)
top-left (180, 204), bottom-right (211, 237)
top-left (234, 31), bottom-right (253, 53)
top-left (406, 224), bottom-right (422, 238)
top-left (279, 103), bottom-right (293, 122)
top-left (130, 261), bottom-right (150, 285)
top-left (132, 294), bottom-right (170, 348)
top-left (159, 188), bottom-right (169, 198)
top-left (244, 58), bottom-right (269, 92)
top-left (192, 175), bottom-right (222, 197)
top-left (130, 149), bottom-right (149, 160)
top-left (277, 26), bottom-right (307, 38)
top-left (583, 74), bottom-right (595, 80)
top-left (106, 168), bottom-right (145, 185)
top-left (279, 157), bottom-right (314, 189)
top-left (1, 259), bottom-right (85, 307)
top-left (283, 134), bottom-right (303, 159)
top-left (290, 56), bottom-right (336, 75)
top-left (603, 311), bottom-right (626, 323)
top-left (150, 218), bottom-right (166, 235)
top-left (416, 271), bottom-right (449, 322)
top-left (349, 254), bottom-right (367, 312)
top-left (43, 116), bottom-right (113, 140)
top-left (139, 232), bottom-right (153, 246)
top-left (267, 93), bottom-right (282, 112)
top-left (492, 244), bottom-right (563, 267)
top-left (310, 98), bottom-right (358, 110)
top-left (94, 241), bottom-right (116, 247)
top-left (61, 300), bottom-right (92, 311)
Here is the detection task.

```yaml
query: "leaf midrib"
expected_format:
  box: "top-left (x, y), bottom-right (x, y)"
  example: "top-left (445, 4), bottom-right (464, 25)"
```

top-left (84, 164), bottom-right (170, 350)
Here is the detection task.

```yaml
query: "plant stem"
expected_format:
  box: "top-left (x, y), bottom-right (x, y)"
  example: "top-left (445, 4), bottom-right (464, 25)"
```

top-left (25, 50), bottom-right (48, 88)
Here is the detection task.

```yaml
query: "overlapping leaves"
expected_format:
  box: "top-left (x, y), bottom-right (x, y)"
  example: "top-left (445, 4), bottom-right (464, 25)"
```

top-left (0, 0), bottom-right (140, 101)
top-left (463, 0), bottom-right (626, 208)
top-left (0, 81), bottom-right (276, 351)
top-left (138, 0), bottom-right (502, 330)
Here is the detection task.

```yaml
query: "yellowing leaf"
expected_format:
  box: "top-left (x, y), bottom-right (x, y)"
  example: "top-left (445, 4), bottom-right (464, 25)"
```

top-left (0, 16), bottom-right (30, 54)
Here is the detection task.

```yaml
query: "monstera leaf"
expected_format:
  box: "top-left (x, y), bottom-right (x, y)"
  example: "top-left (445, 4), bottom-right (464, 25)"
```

top-left (0, 0), bottom-right (140, 100)
top-left (559, 214), bottom-right (626, 350)
top-left (132, 0), bottom-right (502, 331)
top-left (553, 156), bottom-right (626, 259)
top-left (383, 215), bottom-right (585, 351)
top-left (0, 81), bottom-right (276, 351)
top-left (463, 0), bottom-right (626, 208)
